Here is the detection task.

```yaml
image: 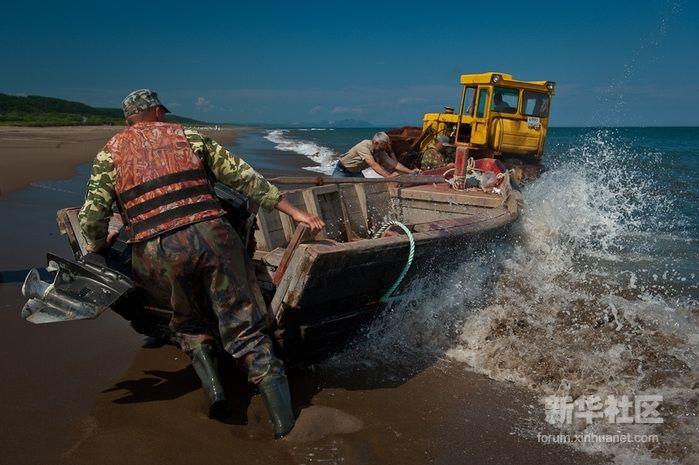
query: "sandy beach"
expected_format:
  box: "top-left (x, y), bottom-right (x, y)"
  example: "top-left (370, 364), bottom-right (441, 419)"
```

top-left (0, 125), bottom-right (244, 197)
top-left (0, 126), bottom-right (609, 465)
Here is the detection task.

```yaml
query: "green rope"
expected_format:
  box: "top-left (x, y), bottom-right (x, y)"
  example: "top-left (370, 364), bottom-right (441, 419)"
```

top-left (373, 220), bottom-right (415, 302)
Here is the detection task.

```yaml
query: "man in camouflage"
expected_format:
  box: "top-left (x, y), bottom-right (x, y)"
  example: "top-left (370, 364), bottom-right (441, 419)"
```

top-left (79, 89), bottom-right (324, 438)
top-left (421, 134), bottom-right (455, 170)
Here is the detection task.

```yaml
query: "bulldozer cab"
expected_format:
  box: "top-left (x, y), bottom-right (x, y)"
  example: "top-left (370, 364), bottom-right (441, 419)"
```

top-left (421, 72), bottom-right (555, 164)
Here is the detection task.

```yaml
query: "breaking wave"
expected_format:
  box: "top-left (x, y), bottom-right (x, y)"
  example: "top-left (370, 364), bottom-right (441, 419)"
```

top-left (332, 129), bottom-right (698, 464)
top-left (264, 129), bottom-right (337, 174)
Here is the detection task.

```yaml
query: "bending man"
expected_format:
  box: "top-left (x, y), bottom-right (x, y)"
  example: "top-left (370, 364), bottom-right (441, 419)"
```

top-left (332, 131), bottom-right (419, 177)
top-left (78, 89), bottom-right (324, 438)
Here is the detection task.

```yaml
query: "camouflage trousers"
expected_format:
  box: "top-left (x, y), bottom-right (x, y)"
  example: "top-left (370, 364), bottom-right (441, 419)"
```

top-left (131, 217), bottom-right (284, 384)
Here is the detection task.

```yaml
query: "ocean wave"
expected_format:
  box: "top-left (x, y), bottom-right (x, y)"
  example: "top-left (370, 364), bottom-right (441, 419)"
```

top-left (452, 131), bottom-right (698, 465)
top-left (332, 129), bottom-right (698, 465)
top-left (264, 129), bottom-right (338, 173)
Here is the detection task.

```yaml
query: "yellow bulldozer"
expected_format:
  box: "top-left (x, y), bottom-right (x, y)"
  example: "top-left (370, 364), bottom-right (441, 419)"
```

top-left (389, 72), bottom-right (555, 181)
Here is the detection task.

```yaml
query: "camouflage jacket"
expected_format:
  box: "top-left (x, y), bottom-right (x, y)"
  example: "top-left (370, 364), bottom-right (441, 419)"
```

top-left (421, 144), bottom-right (454, 170)
top-left (421, 144), bottom-right (444, 169)
top-left (79, 127), bottom-right (282, 250)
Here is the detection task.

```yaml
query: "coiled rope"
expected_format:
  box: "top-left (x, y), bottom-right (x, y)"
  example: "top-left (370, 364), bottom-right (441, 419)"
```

top-left (372, 220), bottom-right (415, 302)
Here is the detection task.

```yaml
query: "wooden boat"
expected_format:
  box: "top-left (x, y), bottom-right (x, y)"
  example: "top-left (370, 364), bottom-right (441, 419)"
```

top-left (21, 168), bottom-right (521, 362)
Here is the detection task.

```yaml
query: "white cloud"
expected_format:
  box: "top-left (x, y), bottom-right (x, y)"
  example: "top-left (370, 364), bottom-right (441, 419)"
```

top-left (309, 105), bottom-right (324, 114)
top-left (195, 96), bottom-right (213, 112)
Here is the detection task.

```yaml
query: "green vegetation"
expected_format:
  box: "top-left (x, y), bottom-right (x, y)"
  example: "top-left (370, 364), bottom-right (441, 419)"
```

top-left (0, 93), bottom-right (206, 126)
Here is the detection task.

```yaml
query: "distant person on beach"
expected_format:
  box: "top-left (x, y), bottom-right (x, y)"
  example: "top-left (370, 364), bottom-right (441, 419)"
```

top-left (421, 134), bottom-right (455, 170)
top-left (492, 92), bottom-right (514, 112)
top-left (78, 89), bottom-right (324, 438)
top-left (332, 131), bottom-right (420, 177)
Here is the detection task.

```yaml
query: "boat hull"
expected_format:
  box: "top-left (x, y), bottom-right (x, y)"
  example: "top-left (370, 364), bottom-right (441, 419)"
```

top-left (21, 177), bottom-right (521, 363)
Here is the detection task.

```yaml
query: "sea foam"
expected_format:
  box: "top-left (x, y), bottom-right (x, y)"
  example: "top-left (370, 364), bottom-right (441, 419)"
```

top-left (332, 129), bottom-right (698, 465)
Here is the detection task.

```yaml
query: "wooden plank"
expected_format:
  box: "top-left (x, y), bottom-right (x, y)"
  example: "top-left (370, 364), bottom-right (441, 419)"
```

top-left (259, 247), bottom-right (286, 267)
top-left (399, 198), bottom-right (481, 215)
top-left (391, 186), bottom-right (503, 208)
top-left (279, 190), bottom-right (305, 239)
top-left (400, 207), bottom-right (461, 225)
top-left (337, 185), bottom-right (364, 240)
top-left (339, 184), bottom-right (368, 239)
top-left (353, 184), bottom-right (370, 229)
top-left (315, 190), bottom-right (346, 242)
top-left (302, 188), bottom-right (324, 239)
top-left (269, 244), bottom-right (315, 321)
top-left (255, 209), bottom-right (287, 251)
top-left (62, 208), bottom-right (87, 255)
top-left (268, 175), bottom-right (446, 185)
top-left (300, 184), bottom-right (350, 241)
top-left (272, 224), bottom-right (311, 285)
top-left (309, 184), bottom-right (341, 196)
top-left (255, 189), bottom-right (311, 250)
top-left (362, 183), bottom-right (391, 233)
top-left (59, 207), bottom-right (124, 257)
top-left (412, 212), bottom-right (505, 232)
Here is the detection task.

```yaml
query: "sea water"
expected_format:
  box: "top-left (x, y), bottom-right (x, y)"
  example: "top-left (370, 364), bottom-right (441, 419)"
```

top-left (269, 126), bottom-right (699, 465)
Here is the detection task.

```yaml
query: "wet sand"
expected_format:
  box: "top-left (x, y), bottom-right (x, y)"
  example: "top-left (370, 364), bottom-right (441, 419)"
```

top-left (0, 125), bottom-right (245, 197)
top-left (0, 127), bottom-right (609, 465)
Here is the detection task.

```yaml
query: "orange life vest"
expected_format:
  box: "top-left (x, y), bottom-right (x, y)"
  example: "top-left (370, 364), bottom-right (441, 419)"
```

top-left (110, 122), bottom-right (225, 242)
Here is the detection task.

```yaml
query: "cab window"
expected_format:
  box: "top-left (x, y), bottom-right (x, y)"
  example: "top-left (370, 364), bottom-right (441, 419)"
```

top-left (522, 91), bottom-right (550, 117)
top-left (492, 87), bottom-right (518, 113)
top-left (463, 87), bottom-right (476, 116)
top-left (475, 88), bottom-right (489, 118)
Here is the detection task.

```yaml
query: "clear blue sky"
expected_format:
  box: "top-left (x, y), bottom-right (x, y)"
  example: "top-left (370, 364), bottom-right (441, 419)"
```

top-left (2, 0), bottom-right (697, 127)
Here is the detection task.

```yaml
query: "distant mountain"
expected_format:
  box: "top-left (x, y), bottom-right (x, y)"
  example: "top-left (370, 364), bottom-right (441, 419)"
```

top-left (0, 93), bottom-right (206, 126)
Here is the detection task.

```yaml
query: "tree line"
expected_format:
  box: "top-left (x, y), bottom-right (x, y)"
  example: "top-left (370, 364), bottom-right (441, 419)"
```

top-left (0, 93), bottom-right (203, 126)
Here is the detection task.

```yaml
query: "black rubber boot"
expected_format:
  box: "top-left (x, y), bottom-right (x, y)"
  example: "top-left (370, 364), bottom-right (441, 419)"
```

top-left (191, 344), bottom-right (229, 419)
top-left (258, 373), bottom-right (295, 438)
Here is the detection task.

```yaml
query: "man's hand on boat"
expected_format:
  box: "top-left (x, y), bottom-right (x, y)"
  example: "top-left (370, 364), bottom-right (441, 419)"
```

top-left (275, 197), bottom-right (326, 234)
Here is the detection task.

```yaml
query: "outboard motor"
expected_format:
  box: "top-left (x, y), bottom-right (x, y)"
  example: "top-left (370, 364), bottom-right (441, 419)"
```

top-left (21, 253), bottom-right (134, 324)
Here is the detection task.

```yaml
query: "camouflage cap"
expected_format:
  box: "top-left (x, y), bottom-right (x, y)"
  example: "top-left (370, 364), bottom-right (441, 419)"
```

top-left (122, 89), bottom-right (170, 118)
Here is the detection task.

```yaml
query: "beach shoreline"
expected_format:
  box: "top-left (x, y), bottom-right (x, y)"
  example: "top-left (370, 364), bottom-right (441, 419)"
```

top-left (0, 126), bottom-right (609, 465)
top-left (0, 125), bottom-right (248, 197)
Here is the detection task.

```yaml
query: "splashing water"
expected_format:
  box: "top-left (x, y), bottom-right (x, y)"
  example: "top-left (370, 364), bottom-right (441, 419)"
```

top-left (334, 129), bottom-right (698, 464)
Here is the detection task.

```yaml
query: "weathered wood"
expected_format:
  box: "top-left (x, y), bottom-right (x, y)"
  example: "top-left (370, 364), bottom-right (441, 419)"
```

top-left (269, 244), bottom-right (315, 321)
top-left (254, 209), bottom-right (286, 251)
top-left (301, 187), bottom-right (324, 239)
top-left (58, 208), bottom-right (124, 257)
top-left (278, 190), bottom-right (305, 240)
top-left (268, 175), bottom-right (447, 186)
top-left (338, 184), bottom-right (366, 239)
top-left (413, 210), bottom-right (511, 233)
top-left (308, 185), bottom-right (348, 242)
top-left (266, 198), bottom-right (517, 316)
top-left (361, 183), bottom-right (392, 233)
top-left (390, 184), bottom-right (504, 208)
top-left (398, 205), bottom-right (467, 225)
top-left (273, 224), bottom-right (311, 285)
